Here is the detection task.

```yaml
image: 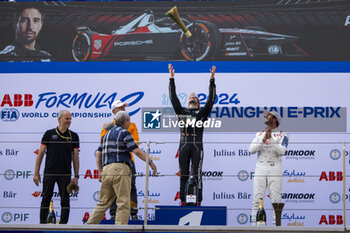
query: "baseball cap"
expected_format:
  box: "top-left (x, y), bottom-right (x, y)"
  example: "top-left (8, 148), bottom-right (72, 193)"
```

top-left (111, 100), bottom-right (129, 111)
top-left (264, 110), bottom-right (282, 125)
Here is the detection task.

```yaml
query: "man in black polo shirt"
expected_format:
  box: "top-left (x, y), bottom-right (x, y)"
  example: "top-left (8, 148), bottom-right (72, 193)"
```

top-left (33, 110), bottom-right (79, 224)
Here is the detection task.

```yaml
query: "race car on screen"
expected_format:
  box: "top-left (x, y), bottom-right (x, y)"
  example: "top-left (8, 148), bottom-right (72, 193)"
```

top-left (72, 11), bottom-right (307, 61)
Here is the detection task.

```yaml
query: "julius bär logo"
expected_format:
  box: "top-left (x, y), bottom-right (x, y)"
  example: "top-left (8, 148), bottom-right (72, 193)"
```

top-left (329, 149), bottom-right (341, 160)
top-left (143, 110), bottom-right (161, 129)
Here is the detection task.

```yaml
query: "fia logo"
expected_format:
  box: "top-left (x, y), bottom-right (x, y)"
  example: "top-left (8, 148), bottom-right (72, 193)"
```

top-left (0, 108), bottom-right (20, 122)
top-left (143, 110), bottom-right (161, 129)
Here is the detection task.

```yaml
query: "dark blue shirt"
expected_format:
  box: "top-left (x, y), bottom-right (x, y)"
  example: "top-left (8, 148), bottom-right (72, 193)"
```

top-left (97, 126), bottom-right (138, 166)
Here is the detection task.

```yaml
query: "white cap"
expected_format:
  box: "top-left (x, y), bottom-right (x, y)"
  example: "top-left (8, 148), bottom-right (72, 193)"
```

top-left (189, 92), bottom-right (199, 100)
top-left (111, 100), bottom-right (129, 111)
top-left (264, 110), bottom-right (282, 125)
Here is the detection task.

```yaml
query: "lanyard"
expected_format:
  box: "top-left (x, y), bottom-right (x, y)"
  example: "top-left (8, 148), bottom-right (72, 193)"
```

top-left (55, 127), bottom-right (72, 142)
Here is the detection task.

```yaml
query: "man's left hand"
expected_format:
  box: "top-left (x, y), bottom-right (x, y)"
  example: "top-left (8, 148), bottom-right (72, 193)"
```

top-left (71, 177), bottom-right (79, 185)
top-left (210, 66), bottom-right (216, 79)
top-left (150, 162), bottom-right (157, 175)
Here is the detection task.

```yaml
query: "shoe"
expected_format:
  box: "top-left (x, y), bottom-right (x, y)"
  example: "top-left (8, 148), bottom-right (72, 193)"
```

top-left (179, 202), bottom-right (184, 206)
top-left (109, 215), bottom-right (115, 220)
top-left (131, 215), bottom-right (138, 220)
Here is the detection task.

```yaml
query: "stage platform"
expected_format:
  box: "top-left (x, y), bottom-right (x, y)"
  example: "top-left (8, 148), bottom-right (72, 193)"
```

top-left (1, 224), bottom-right (350, 233)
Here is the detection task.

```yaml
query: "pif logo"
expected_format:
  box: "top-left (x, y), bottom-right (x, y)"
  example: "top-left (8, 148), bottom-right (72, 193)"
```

top-left (319, 171), bottom-right (343, 181)
top-left (1, 108), bottom-right (20, 122)
top-left (4, 169), bottom-right (15, 180)
top-left (1, 212), bottom-right (12, 223)
top-left (4, 169), bottom-right (31, 180)
top-left (329, 149), bottom-right (341, 160)
top-left (93, 191), bottom-right (100, 202)
top-left (237, 170), bottom-right (254, 181)
top-left (237, 213), bottom-right (249, 225)
top-left (329, 192), bottom-right (341, 204)
top-left (0, 94), bottom-right (33, 107)
top-left (1, 212), bottom-right (29, 223)
top-left (319, 215), bottom-right (343, 225)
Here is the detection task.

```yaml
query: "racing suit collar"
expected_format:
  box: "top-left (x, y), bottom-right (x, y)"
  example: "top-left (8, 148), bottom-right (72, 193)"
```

top-left (268, 127), bottom-right (280, 132)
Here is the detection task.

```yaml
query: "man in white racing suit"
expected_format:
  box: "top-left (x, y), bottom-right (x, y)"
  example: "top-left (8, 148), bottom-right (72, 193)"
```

top-left (249, 110), bottom-right (289, 226)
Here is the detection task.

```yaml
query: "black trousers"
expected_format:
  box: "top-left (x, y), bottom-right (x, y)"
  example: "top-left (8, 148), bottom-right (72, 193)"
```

top-left (178, 142), bottom-right (204, 203)
top-left (109, 160), bottom-right (138, 217)
top-left (40, 175), bottom-right (71, 224)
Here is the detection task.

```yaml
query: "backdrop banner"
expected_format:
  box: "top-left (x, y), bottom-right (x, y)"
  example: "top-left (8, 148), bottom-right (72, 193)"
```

top-left (0, 69), bottom-right (349, 226)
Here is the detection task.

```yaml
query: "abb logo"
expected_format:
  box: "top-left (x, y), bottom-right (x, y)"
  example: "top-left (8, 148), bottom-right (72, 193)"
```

top-left (0, 94), bottom-right (33, 107)
top-left (82, 212), bottom-right (106, 222)
top-left (84, 169), bottom-right (100, 179)
top-left (319, 171), bottom-right (343, 181)
top-left (174, 191), bottom-right (180, 201)
top-left (319, 215), bottom-right (343, 225)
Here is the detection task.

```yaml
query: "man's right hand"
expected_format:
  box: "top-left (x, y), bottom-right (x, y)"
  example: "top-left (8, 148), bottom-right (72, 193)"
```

top-left (33, 174), bottom-right (41, 186)
top-left (150, 162), bottom-right (158, 175)
top-left (263, 128), bottom-right (272, 143)
top-left (168, 63), bottom-right (175, 78)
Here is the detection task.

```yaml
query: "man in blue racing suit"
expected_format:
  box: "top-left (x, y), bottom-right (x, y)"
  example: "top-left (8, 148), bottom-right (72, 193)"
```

top-left (168, 64), bottom-right (216, 206)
